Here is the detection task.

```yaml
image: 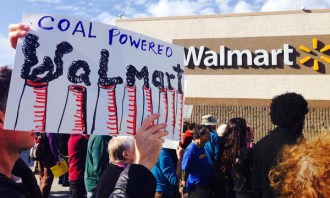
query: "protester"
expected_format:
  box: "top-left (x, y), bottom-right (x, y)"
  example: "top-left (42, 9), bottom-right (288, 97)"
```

top-left (110, 114), bottom-right (168, 198)
top-left (38, 132), bottom-right (60, 198)
top-left (151, 145), bottom-right (183, 198)
top-left (246, 125), bottom-right (255, 148)
top-left (85, 135), bottom-right (112, 198)
top-left (201, 115), bottom-right (222, 197)
top-left (0, 66), bottom-right (40, 197)
top-left (181, 123), bottom-right (195, 149)
top-left (218, 118), bottom-right (255, 198)
top-left (252, 92), bottom-right (308, 198)
top-left (201, 115), bottom-right (220, 164)
top-left (269, 133), bottom-right (330, 197)
top-left (94, 136), bottom-right (135, 198)
top-left (180, 125), bottom-right (212, 198)
top-left (68, 134), bottom-right (89, 198)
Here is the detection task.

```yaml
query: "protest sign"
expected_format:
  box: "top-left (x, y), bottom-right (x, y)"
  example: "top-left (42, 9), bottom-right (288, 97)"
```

top-left (4, 13), bottom-right (184, 146)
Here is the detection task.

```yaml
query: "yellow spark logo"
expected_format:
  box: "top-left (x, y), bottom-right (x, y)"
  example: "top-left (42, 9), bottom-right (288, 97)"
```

top-left (299, 38), bottom-right (330, 71)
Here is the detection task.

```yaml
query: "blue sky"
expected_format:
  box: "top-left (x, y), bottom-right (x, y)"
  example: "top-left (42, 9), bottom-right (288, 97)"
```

top-left (1, 0), bottom-right (330, 66)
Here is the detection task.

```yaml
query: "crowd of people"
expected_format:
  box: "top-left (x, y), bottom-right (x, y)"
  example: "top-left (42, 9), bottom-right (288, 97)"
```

top-left (0, 23), bottom-right (329, 198)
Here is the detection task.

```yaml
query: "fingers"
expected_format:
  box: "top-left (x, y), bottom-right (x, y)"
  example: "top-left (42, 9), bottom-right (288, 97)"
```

top-left (8, 23), bottom-right (30, 49)
top-left (139, 114), bottom-right (160, 131)
top-left (8, 23), bottom-right (30, 32)
top-left (149, 131), bottom-right (168, 140)
top-left (146, 123), bottom-right (166, 134)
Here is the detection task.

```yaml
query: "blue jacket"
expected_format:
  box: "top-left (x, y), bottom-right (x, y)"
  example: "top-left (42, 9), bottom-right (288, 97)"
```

top-left (204, 130), bottom-right (220, 165)
top-left (151, 149), bottom-right (178, 197)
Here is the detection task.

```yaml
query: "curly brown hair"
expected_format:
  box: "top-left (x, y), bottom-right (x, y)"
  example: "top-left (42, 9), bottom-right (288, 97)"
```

top-left (219, 118), bottom-right (248, 179)
top-left (269, 133), bottom-right (330, 198)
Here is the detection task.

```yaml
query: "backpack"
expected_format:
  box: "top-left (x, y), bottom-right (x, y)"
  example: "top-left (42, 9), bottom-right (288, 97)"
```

top-left (30, 133), bottom-right (46, 161)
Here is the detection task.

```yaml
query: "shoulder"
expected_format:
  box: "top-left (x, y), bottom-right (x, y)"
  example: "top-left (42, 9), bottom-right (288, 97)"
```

top-left (185, 143), bottom-right (196, 153)
top-left (0, 175), bottom-right (26, 198)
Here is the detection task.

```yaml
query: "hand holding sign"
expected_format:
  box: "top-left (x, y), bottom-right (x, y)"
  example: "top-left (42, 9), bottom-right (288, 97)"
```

top-left (8, 23), bottom-right (29, 49)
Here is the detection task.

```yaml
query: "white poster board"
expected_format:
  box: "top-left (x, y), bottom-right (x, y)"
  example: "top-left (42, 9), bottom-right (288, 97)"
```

top-left (4, 13), bottom-right (184, 147)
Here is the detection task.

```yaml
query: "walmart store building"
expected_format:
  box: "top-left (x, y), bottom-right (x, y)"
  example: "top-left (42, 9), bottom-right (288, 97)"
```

top-left (116, 9), bottom-right (330, 141)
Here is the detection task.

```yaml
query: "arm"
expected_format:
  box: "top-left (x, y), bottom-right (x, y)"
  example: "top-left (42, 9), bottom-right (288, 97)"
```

top-left (180, 146), bottom-right (193, 193)
top-left (175, 145), bottom-right (184, 180)
top-left (214, 134), bottom-right (220, 160)
top-left (92, 136), bottom-right (110, 176)
top-left (158, 149), bottom-right (180, 185)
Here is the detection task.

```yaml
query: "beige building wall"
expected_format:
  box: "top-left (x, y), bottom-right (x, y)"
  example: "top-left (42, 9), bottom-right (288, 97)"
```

top-left (115, 10), bottom-right (330, 138)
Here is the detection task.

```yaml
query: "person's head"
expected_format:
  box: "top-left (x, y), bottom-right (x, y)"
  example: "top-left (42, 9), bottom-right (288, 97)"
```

top-left (246, 125), bottom-right (254, 142)
top-left (108, 136), bottom-right (135, 165)
top-left (270, 92), bottom-right (308, 133)
top-left (192, 124), bottom-right (210, 143)
top-left (187, 123), bottom-right (196, 131)
top-left (269, 134), bottom-right (330, 197)
top-left (0, 66), bottom-right (35, 153)
top-left (183, 121), bottom-right (190, 132)
top-left (216, 124), bottom-right (227, 137)
top-left (222, 118), bottom-right (247, 148)
top-left (201, 114), bottom-right (217, 131)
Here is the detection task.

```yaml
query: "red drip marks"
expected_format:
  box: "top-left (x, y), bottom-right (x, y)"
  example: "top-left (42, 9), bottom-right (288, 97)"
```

top-left (126, 85), bottom-right (137, 135)
top-left (143, 86), bottom-right (153, 126)
top-left (178, 93), bottom-right (184, 141)
top-left (168, 89), bottom-right (175, 134)
top-left (31, 83), bottom-right (48, 133)
top-left (160, 88), bottom-right (168, 123)
top-left (103, 85), bottom-right (119, 135)
top-left (71, 86), bottom-right (85, 133)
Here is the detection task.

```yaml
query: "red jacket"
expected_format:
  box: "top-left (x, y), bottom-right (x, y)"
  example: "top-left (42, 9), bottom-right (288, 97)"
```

top-left (68, 134), bottom-right (89, 181)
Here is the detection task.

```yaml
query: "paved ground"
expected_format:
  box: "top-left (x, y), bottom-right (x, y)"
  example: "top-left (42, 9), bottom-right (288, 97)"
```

top-left (21, 150), bottom-right (70, 198)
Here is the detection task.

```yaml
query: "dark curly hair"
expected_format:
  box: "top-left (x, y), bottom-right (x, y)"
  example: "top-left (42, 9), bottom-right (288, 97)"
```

top-left (0, 66), bottom-right (12, 112)
top-left (219, 118), bottom-right (248, 179)
top-left (270, 92), bottom-right (308, 129)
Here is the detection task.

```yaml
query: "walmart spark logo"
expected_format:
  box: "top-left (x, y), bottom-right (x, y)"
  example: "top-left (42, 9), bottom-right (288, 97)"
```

top-left (299, 38), bottom-right (330, 71)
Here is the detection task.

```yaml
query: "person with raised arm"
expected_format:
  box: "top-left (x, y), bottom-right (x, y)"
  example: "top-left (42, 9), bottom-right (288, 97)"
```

top-left (110, 114), bottom-right (168, 198)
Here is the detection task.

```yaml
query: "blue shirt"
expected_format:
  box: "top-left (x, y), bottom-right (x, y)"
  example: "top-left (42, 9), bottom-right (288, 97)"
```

top-left (151, 149), bottom-right (178, 196)
top-left (204, 130), bottom-right (220, 165)
top-left (182, 142), bottom-right (212, 192)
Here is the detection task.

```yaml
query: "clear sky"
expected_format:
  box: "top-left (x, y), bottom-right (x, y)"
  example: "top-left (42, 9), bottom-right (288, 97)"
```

top-left (1, 0), bottom-right (330, 66)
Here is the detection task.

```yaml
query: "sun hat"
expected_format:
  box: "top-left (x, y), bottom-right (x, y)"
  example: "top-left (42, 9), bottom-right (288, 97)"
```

top-left (201, 114), bottom-right (217, 126)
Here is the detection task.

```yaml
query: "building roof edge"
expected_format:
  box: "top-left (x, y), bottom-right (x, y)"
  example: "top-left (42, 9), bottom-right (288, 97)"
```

top-left (116, 9), bottom-right (330, 23)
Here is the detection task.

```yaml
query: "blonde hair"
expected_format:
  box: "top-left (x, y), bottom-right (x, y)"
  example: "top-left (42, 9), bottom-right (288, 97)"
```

top-left (108, 136), bottom-right (135, 164)
top-left (269, 133), bottom-right (330, 198)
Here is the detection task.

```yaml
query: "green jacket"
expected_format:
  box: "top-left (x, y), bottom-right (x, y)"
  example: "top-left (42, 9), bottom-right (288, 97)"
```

top-left (84, 135), bottom-right (112, 192)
